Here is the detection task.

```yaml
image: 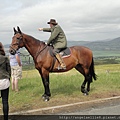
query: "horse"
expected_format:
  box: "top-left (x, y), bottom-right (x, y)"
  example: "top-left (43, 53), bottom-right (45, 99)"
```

top-left (9, 26), bottom-right (97, 101)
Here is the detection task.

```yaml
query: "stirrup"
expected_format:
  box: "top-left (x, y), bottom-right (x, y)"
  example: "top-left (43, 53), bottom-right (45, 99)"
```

top-left (60, 64), bottom-right (66, 70)
top-left (56, 65), bottom-right (66, 70)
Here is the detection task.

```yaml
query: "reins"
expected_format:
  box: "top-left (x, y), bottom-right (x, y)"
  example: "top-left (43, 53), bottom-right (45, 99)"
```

top-left (35, 44), bottom-right (48, 60)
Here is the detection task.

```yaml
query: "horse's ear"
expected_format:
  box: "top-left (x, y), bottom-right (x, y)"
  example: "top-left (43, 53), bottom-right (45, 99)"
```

top-left (13, 27), bottom-right (17, 35)
top-left (17, 26), bottom-right (22, 34)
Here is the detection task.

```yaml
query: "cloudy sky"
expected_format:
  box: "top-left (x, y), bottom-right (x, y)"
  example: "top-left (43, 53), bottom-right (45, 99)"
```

top-left (1, 0), bottom-right (120, 44)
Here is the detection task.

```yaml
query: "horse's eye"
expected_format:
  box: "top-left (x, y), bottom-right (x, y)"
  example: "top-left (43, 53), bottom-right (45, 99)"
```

top-left (17, 37), bottom-right (22, 40)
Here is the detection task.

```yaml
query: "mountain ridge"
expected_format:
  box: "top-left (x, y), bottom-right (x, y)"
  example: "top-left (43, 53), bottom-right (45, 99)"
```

top-left (3, 37), bottom-right (120, 51)
top-left (67, 37), bottom-right (120, 51)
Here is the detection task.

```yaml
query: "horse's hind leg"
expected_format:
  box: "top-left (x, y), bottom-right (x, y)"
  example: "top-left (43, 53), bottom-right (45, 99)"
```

top-left (81, 79), bottom-right (88, 95)
top-left (86, 74), bottom-right (92, 92)
top-left (75, 64), bottom-right (90, 95)
top-left (75, 64), bottom-right (87, 93)
top-left (82, 74), bottom-right (92, 95)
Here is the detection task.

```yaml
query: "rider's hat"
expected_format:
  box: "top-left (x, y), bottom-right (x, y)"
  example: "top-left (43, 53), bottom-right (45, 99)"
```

top-left (47, 19), bottom-right (58, 25)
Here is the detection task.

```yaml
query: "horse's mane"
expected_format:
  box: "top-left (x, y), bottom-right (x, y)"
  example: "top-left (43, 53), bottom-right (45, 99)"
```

top-left (23, 33), bottom-right (45, 45)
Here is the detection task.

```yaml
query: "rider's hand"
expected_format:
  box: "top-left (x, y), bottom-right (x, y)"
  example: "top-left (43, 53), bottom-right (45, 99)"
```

top-left (38, 28), bottom-right (43, 31)
top-left (45, 42), bottom-right (49, 46)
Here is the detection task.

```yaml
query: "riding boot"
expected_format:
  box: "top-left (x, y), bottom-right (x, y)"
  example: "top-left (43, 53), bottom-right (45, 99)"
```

top-left (55, 53), bottom-right (66, 69)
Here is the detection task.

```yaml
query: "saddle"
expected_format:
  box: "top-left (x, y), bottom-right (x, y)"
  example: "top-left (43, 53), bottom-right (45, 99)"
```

top-left (48, 46), bottom-right (71, 71)
top-left (49, 46), bottom-right (71, 58)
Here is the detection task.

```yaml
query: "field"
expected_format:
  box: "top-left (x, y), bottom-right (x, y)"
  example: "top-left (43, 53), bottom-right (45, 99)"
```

top-left (0, 64), bottom-right (120, 114)
top-left (93, 50), bottom-right (120, 57)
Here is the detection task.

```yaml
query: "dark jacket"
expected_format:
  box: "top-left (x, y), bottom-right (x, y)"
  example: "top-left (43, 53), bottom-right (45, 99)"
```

top-left (0, 55), bottom-right (11, 80)
top-left (43, 25), bottom-right (67, 49)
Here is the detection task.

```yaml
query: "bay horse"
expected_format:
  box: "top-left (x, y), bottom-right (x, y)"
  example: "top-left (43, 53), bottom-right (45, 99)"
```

top-left (9, 26), bottom-right (97, 101)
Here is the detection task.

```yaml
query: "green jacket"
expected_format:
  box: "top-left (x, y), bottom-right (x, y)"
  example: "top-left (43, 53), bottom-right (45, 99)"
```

top-left (43, 25), bottom-right (67, 49)
top-left (0, 55), bottom-right (11, 80)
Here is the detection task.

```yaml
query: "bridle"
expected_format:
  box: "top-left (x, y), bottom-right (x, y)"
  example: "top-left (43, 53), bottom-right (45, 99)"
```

top-left (10, 34), bottom-right (23, 54)
top-left (10, 33), bottom-right (48, 58)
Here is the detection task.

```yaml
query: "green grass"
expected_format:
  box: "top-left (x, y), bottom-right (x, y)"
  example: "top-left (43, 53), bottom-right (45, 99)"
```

top-left (0, 64), bottom-right (120, 113)
top-left (93, 50), bottom-right (120, 57)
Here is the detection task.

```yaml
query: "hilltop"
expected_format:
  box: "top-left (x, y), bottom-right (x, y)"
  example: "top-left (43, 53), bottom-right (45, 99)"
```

top-left (67, 37), bottom-right (120, 51)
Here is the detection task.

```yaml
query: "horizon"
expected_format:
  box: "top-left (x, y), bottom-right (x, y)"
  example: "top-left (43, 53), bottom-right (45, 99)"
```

top-left (3, 36), bottom-right (120, 47)
top-left (3, 36), bottom-right (120, 46)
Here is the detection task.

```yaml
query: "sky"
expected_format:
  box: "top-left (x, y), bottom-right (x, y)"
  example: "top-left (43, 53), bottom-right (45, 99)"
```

top-left (1, 0), bottom-right (120, 44)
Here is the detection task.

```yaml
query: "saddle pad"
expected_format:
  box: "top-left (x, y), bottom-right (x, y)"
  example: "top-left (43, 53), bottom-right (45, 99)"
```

top-left (60, 47), bottom-right (71, 58)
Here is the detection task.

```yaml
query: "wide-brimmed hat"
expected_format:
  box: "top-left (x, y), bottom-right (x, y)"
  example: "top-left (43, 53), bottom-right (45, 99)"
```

top-left (47, 19), bottom-right (58, 25)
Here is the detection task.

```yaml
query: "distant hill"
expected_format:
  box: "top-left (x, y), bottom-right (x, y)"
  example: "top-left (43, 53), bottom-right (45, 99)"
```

top-left (68, 37), bottom-right (120, 51)
top-left (67, 41), bottom-right (90, 47)
top-left (4, 37), bottom-right (120, 53)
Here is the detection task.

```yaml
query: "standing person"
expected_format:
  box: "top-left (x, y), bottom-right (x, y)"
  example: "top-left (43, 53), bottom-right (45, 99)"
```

top-left (0, 42), bottom-right (11, 120)
top-left (38, 19), bottom-right (67, 69)
top-left (9, 50), bottom-right (22, 92)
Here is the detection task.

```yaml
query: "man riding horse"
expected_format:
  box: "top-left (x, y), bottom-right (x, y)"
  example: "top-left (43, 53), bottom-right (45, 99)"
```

top-left (9, 26), bottom-right (96, 101)
top-left (38, 19), bottom-right (67, 69)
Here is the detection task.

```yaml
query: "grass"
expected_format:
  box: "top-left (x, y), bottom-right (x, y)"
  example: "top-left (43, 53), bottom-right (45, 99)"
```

top-left (0, 64), bottom-right (120, 114)
top-left (93, 50), bottom-right (120, 57)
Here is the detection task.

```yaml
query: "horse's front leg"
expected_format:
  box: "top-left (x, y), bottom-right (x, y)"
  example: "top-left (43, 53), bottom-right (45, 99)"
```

top-left (39, 69), bottom-right (51, 101)
top-left (41, 76), bottom-right (51, 101)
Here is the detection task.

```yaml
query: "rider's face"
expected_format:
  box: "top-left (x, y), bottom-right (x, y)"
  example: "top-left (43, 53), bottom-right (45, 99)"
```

top-left (50, 23), bottom-right (53, 28)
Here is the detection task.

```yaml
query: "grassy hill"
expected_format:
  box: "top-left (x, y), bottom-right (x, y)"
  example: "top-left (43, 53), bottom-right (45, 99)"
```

top-left (68, 37), bottom-right (120, 51)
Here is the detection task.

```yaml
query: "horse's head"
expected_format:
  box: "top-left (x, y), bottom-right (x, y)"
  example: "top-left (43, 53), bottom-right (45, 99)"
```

top-left (9, 26), bottom-right (24, 55)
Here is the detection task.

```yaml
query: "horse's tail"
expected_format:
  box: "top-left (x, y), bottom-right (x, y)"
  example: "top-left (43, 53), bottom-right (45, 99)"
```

top-left (90, 57), bottom-right (97, 81)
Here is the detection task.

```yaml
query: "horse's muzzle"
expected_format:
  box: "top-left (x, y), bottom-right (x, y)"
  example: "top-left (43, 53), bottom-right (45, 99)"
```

top-left (9, 49), bottom-right (16, 55)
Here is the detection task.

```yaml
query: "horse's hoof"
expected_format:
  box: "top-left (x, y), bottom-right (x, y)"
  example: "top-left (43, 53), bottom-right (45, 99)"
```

top-left (82, 89), bottom-right (89, 96)
top-left (44, 98), bottom-right (50, 102)
top-left (42, 95), bottom-right (45, 100)
top-left (83, 92), bottom-right (89, 96)
top-left (42, 94), bottom-right (50, 101)
top-left (43, 96), bottom-right (50, 102)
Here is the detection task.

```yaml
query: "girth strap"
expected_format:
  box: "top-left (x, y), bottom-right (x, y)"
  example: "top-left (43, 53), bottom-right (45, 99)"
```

top-left (49, 56), bottom-right (56, 72)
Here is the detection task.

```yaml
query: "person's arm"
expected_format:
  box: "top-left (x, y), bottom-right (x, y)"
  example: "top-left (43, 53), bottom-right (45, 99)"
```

top-left (38, 28), bottom-right (51, 32)
top-left (43, 28), bottom-right (51, 32)
top-left (16, 54), bottom-right (22, 66)
top-left (47, 27), bottom-right (59, 44)
top-left (6, 57), bottom-right (11, 78)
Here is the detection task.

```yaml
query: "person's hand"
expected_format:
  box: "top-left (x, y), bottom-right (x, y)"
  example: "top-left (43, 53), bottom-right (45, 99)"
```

top-left (45, 42), bottom-right (47, 45)
top-left (38, 28), bottom-right (43, 31)
top-left (44, 42), bottom-right (50, 46)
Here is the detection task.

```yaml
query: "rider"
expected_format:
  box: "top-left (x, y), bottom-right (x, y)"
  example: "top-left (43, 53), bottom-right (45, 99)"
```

top-left (38, 19), bottom-right (67, 69)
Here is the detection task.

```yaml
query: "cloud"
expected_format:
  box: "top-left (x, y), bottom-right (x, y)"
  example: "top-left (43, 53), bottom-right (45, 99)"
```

top-left (1, 0), bottom-right (120, 44)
